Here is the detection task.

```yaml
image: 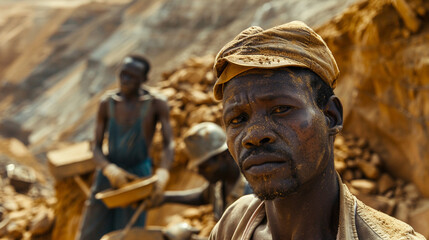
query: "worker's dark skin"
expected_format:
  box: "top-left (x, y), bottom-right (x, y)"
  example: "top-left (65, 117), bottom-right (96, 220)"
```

top-left (93, 62), bottom-right (174, 172)
top-left (162, 150), bottom-right (240, 206)
top-left (222, 68), bottom-right (343, 240)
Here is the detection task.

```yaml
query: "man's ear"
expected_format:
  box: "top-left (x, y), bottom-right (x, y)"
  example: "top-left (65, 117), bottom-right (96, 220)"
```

top-left (324, 95), bottom-right (343, 136)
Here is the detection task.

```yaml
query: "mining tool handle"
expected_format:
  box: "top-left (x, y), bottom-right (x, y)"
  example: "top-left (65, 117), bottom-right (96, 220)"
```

top-left (121, 200), bottom-right (147, 238)
top-left (101, 200), bottom-right (148, 240)
top-left (74, 175), bottom-right (91, 198)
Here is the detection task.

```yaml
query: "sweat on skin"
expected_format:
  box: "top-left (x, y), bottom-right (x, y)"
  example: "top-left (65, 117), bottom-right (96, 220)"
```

top-left (221, 68), bottom-right (340, 239)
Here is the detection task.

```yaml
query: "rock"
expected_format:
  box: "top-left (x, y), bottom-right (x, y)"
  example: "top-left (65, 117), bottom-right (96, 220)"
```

top-left (356, 138), bottom-right (367, 148)
top-left (408, 199), bottom-right (429, 238)
top-left (403, 183), bottom-right (420, 201)
top-left (396, 179), bottom-right (405, 188)
top-left (394, 202), bottom-right (409, 222)
top-left (384, 189), bottom-right (394, 198)
top-left (334, 135), bottom-right (345, 147)
top-left (6, 221), bottom-right (25, 239)
top-left (14, 194), bottom-right (33, 210)
top-left (160, 87), bottom-right (177, 100)
top-left (361, 150), bottom-right (371, 162)
top-left (346, 159), bottom-right (357, 168)
top-left (3, 200), bottom-right (19, 212)
top-left (199, 220), bottom-right (216, 237)
top-left (350, 179), bottom-right (377, 194)
top-left (369, 154), bottom-right (381, 166)
top-left (185, 90), bottom-right (212, 105)
top-left (357, 194), bottom-right (396, 215)
top-left (46, 197), bottom-right (58, 207)
top-left (392, 0), bottom-right (421, 33)
top-left (334, 150), bottom-right (348, 161)
top-left (349, 148), bottom-right (363, 158)
top-left (377, 173), bottom-right (395, 193)
top-left (334, 160), bottom-right (347, 174)
top-left (353, 169), bottom-right (363, 180)
top-left (0, 207), bottom-right (4, 221)
top-left (342, 169), bottom-right (354, 182)
top-left (182, 208), bottom-right (203, 219)
top-left (187, 106), bottom-right (218, 126)
top-left (6, 164), bottom-right (35, 193)
top-left (357, 161), bottom-right (380, 179)
top-left (3, 185), bottom-right (15, 195)
top-left (0, 217), bottom-right (9, 237)
top-left (8, 210), bottom-right (28, 221)
top-left (395, 186), bottom-right (404, 198)
top-left (30, 208), bottom-right (54, 236)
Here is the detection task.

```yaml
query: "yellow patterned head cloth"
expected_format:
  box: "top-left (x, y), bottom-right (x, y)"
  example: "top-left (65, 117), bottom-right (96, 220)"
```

top-left (213, 21), bottom-right (339, 100)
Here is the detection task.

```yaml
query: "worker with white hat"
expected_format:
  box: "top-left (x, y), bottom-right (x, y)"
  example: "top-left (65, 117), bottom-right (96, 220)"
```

top-left (161, 122), bottom-right (252, 220)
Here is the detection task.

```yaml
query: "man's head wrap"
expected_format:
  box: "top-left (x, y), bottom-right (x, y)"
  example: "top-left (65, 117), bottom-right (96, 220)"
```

top-left (213, 21), bottom-right (339, 100)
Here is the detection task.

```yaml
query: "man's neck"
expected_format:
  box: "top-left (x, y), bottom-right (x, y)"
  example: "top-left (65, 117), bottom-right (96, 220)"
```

top-left (118, 88), bottom-right (143, 102)
top-left (264, 164), bottom-right (339, 240)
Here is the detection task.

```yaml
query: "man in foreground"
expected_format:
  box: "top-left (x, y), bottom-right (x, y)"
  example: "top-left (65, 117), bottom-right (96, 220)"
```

top-left (209, 21), bottom-right (424, 239)
top-left (162, 122), bottom-right (251, 221)
top-left (76, 55), bottom-right (174, 240)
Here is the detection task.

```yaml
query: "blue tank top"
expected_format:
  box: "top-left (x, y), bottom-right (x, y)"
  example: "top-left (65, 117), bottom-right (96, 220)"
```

top-left (106, 96), bottom-right (152, 176)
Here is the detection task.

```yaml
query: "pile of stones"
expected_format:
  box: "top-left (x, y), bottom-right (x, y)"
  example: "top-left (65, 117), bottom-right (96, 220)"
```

top-left (0, 166), bottom-right (55, 239)
top-left (334, 134), bottom-right (428, 226)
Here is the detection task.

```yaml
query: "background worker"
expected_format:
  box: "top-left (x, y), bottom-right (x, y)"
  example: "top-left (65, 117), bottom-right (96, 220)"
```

top-left (161, 122), bottom-right (251, 220)
top-left (76, 55), bottom-right (174, 240)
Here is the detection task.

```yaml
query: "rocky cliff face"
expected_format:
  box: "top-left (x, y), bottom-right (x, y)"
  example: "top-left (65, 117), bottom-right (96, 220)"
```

top-left (318, 0), bottom-right (429, 197)
top-left (0, 0), bottom-right (355, 154)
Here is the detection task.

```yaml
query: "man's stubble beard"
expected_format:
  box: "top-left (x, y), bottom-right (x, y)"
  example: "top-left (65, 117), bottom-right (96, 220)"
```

top-left (239, 157), bottom-right (300, 201)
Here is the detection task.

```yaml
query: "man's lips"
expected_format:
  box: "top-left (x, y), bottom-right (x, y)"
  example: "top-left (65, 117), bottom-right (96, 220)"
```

top-left (242, 154), bottom-right (288, 175)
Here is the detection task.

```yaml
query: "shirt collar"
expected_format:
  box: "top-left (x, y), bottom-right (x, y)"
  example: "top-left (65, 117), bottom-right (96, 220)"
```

top-left (336, 172), bottom-right (360, 240)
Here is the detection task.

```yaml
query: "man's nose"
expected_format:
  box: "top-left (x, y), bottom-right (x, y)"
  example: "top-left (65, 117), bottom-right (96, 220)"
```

top-left (122, 75), bottom-right (131, 83)
top-left (242, 125), bottom-right (275, 149)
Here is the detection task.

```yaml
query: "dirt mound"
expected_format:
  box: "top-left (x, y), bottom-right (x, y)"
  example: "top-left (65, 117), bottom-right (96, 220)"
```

top-left (0, 138), bottom-right (55, 239)
top-left (317, 0), bottom-right (429, 197)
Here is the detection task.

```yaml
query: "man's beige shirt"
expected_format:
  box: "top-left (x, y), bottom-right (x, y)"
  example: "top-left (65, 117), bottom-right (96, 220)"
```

top-left (209, 175), bottom-right (425, 240)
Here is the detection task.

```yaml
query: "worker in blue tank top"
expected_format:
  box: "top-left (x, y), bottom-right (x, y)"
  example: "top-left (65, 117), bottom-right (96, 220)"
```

top-left (76, 55), bottom-right (174, 240)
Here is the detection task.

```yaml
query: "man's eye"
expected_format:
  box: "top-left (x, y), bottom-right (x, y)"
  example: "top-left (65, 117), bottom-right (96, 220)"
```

top-left (272, 106), bottom-right (291, 114)
top-left (229, 115), bottom-right (247, 125)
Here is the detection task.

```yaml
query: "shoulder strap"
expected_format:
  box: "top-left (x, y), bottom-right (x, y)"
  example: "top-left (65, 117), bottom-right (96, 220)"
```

top-left (109, 96), bottom-right (115, 119)
top-left (139, 97), bottom-right (152, 119)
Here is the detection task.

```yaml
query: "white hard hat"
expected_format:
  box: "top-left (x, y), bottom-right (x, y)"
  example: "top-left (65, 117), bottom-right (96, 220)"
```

top-left (184, 122), bottom-right (228, 169)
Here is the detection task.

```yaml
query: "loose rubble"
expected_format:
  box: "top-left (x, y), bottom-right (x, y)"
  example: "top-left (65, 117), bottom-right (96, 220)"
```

top-left (0, 169), bottom-right (55, 239)
top-left (334, 133), bottom-right (427, 225)
top-left (0, 138), bottom-right (56, 239)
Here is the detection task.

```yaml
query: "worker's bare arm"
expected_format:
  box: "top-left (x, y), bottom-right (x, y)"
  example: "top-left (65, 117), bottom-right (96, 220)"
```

top-left (162, 183), bottom-right (209, 206)
top-left (148, 97), bottom-right (175, 206)
top-left (156, 98), bottom-right (175, 170)
top-left (93, 98), bottom-right (110, 169)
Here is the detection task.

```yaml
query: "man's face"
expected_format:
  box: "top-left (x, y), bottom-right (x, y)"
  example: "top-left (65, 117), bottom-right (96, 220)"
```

top-left (118, 63), bottom-right (145, 95)
top-left (222, 69), bottom-right (332, 200)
